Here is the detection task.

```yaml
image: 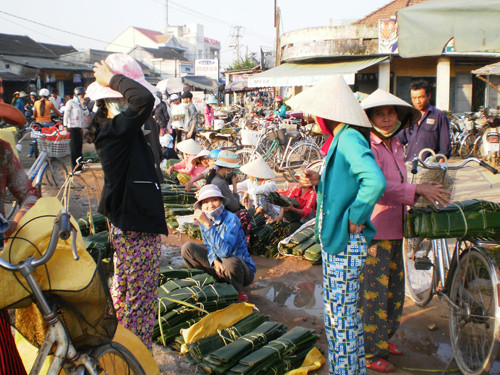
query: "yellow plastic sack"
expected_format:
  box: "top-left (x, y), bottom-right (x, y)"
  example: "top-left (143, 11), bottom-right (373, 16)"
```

top-left (0, 197), bottom-right (95, 309)
top-left (16, 324), bottom-right (160, 375)
top-left (284, 347), bottom-right (325, 375)
top-left (180, 302), bottom-right (254, 354)
top-left (0, 128), bottom-right (19, 159)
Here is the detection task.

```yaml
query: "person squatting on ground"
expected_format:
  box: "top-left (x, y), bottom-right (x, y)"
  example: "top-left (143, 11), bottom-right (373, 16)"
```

top-left (288, 75), bottom-right (386, 375)
top-left (208, 150), bottom-right (241, 213)
top-left (237, 157), bottom-right (281, 220)
top-left (184, 148), bottom-right (220, 191)
top-left (85, 53), bottom-right (167, 349)
top-left (63, 86), bottom-right (89, 171)
top-left (276, 173), bottom-right (317, 223)
top-left (358, 89), bottom-right (450, 372)
top-left (166, 138), bottom-right (206, 185)
top-left (0, 103), bottom-right (40, 375)
top-left (181, 184), bottom-right (255, 301)
top-left (396, 79), bottom-right (451, 161)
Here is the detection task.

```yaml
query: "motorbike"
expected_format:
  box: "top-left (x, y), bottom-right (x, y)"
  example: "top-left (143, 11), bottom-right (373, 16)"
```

top-left (478, 116), bottom-right (500, 166)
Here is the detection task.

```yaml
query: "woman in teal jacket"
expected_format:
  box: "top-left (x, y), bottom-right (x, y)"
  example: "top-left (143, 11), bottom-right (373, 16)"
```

top-left (288, 75), bottom-right (386, 375)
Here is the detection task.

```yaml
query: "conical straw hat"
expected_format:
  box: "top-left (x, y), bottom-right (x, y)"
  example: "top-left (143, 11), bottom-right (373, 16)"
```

top-left (361, 89), bottom-right (421, 126)
top-left (240, 157), bottom-right (276, 179)
top-left (286, 75), bottom-right (371, 128)
top-left (176, 139), bottom-right (203, 155)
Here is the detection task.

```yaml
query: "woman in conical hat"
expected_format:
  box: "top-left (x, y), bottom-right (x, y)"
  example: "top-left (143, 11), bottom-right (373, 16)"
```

top-left (237, 157), bottom-right (280, 219)
top-left (358, 89), bottom-right (450, 372)
top-left (287, 75), bottom-right (386, 375)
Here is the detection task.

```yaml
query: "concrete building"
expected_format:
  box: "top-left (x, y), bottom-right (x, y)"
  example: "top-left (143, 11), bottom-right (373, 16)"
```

top-left (250, 0), bottom-right (500, 112)
top-left (128, 46), bottom-right (192, 79)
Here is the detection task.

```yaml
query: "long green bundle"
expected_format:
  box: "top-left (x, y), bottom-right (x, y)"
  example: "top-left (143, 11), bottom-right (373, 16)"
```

top-left (153, 300), bottom-right (234, 342)
top-left (157, 283), bottom-right (238, 315)
top-left (291, 236), bottom-right (316, 256)
top-left (200, 321), bottom-right (287, 374)
top-left (405, 200), bottom-right (500, 239)
top-left (181, 223), bottom-right (202, 240)
top-left (83, 231), bottom-right (111, 260)
top-left (186, 312), bottom-right (268, 362)
top-left (228, 326), bottom-right (318, 374)
top-left (158, 267), bottom-right (205, 285)
top-left (159, 273), bottom-right (215, 293)
top-left (303, 244), bottom-right (322, 264)
top-left (250, 221), bottom-right (291, 258)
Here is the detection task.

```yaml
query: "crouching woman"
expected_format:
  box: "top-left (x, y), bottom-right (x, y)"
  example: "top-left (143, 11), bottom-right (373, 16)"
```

top-left (181, 184), bottom-right (255, 301)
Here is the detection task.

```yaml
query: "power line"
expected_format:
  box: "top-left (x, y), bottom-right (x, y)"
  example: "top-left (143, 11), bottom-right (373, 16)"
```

top-left (0, 10), bottom-right (129, 49)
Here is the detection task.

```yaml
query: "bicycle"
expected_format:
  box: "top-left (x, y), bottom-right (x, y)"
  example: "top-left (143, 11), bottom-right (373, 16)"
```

top-left (237, 122), bottom-right (322, 182)
top-left (403, 155), bottom-right (500, 374)
top-left (0, 183), bottom-right (145, 374)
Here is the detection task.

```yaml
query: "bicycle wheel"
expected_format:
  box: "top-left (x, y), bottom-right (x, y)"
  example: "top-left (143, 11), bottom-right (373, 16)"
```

top-left (402, 238), bottom-right (435, 307)
top-left (40, 159), bottom-right (68, 197)
top-left (90, 342), bottom-right (145, 375)
top-left (285, 142), bottom-right (322, 182)
top-left (448, 246), bottom-right (500, 375)
top-left (304, 159), bottom-right (324, 174)
top-left (460, 134), bottom-right (476, 159)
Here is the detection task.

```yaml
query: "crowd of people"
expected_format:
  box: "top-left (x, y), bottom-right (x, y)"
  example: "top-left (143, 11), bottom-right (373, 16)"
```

top-left (0, 51), bottom-right (454, 375)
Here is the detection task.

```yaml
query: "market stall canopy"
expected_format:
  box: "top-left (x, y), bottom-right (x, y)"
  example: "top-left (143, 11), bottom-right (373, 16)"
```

top-left (225, 80), bottom-right (252, 93)
top-left (156, 77), bottom-right (184, 95)
top-left (247, 57), bottom-right (387, 88)
top-left (182, 75), bottom-right (220, 91)
top-left (472, 61), bottom-right (500, 76)
top-left (397, 0), bottom-right (500, 58)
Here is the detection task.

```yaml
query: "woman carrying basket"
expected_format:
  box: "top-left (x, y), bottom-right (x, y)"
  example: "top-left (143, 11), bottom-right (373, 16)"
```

top-left (358, 89), bottom-right (450, 372)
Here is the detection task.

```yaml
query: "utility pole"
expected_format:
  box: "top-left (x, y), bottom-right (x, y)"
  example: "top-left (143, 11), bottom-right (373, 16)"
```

top-left (274, 1), bottom-right (281, 66)
top-left (229, 26), bottom-right (243, 63)
top-left (165, 0), bottom-right (169, 28)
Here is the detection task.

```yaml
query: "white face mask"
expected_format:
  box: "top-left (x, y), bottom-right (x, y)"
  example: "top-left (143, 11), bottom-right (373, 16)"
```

top-left (203, 205), bottom-right (224, 222)
top-left (104, 98), bottom-right (129, 116)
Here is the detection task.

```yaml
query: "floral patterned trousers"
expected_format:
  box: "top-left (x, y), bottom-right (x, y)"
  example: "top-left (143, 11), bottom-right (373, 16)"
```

top-left (110, 224), bottom-right (161, 349)
top-left (322, 233), bottom-right (367, 375)
top-left (358, 240), bottom-right (404, 361)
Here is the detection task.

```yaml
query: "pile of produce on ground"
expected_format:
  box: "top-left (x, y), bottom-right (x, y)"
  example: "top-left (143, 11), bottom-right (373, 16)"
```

top-left (78, 213), bottom-right (112, 271)
top-left (278, 220), bottom-right (321, 264)
top-left (248, 212), bottom-right (293, 258)
top-left (156, 268), bottom-right (323, 374)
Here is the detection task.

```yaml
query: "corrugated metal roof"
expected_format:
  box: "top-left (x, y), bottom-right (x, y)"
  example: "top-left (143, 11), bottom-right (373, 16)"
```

top-left (473, 61), bottom-right (500, 76)
top-left (248, 57), bottom-right (387, 87)
top-left (2, 56), bottom-right (93, 71)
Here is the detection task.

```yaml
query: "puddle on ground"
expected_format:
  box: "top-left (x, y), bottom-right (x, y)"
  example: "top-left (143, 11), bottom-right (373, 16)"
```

top-left (249, 280), bottom-right (324, 316)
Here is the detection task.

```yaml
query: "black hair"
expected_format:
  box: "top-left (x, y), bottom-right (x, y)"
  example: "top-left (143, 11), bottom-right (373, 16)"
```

top-left (40, 98), bottom-right (46, 117)
top-left (410, 80), bottom-right (431, 95)
top-left (83, 99), bottom-right (109, 144)
top-left (205, 168), bottom-right (217, 184)
top-left (181, 90), bottom-right (193, 100)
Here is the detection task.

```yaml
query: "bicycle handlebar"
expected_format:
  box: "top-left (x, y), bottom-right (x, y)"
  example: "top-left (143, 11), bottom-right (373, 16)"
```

top-left (0, 209), bottom-right (78, 273)
top-left (410, 156), bottom-right (498, 174)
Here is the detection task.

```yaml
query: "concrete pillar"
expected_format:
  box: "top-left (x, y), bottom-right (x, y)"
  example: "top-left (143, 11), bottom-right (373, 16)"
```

top-left (225, 72), bottom-right (230, 106)
top-left (378, 60), bottom-right (391, 92)
top-left (436, 56), bottom-right (451, 111)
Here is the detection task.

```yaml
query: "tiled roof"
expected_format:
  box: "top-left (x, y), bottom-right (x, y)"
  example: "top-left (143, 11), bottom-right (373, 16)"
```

top-left (140, 46), bottom-right (187, 61)
top-left (0, 33), bottom-right (57, 58)
top-left (353, 0), bottom-right (429, 27)
top-left (133, 27), bottom-right (164, 43)
top-left (39, 42), bottom-right (77, 57)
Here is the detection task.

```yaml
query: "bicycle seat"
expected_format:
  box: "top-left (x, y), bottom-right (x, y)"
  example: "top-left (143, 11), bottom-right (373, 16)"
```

top-left (287, 131), bottom-right (300, 139)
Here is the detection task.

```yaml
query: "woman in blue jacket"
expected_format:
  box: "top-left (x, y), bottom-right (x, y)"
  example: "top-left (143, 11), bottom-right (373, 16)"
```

top-left (288, 75), bottom-right (386, 375)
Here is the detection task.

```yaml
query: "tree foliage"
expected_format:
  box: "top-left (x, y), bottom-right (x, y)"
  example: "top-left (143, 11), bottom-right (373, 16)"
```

top-left (226, 56), bottom-right (259, 71)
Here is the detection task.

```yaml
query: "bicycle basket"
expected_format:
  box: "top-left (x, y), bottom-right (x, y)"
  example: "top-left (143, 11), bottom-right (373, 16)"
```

top-left (241, 129), bottom-right (259, 147)
top-left (276, 128), bottom-right (289, 145)
top-left (39, 138), bottom-right (70, 158)
top-left (406, 161), bottom-right (457, 208)
top-left (15, 258), bottom-right (117, 351)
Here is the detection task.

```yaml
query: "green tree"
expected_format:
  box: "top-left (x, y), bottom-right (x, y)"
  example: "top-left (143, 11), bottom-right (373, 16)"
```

top-left (226, 56), bottom-right (259, 71)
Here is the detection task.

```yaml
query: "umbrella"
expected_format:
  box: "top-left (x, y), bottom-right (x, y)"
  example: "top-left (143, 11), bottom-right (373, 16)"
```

top-left (156, 77), bottom-right (184, 95)
top-left (182, 75), bottom-right (220, 92)
top-left (225, 81), bottom-right (251, 93)
top-left (397, 0), bottom-right (500, 58)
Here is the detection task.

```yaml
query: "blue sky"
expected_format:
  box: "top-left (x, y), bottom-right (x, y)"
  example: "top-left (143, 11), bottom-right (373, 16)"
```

top-left (0, 0), bottom-right (389, 67)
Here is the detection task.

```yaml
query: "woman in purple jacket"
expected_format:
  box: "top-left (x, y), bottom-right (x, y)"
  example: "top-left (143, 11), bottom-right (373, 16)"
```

top-left (359, 90), bottom-right (450, 372)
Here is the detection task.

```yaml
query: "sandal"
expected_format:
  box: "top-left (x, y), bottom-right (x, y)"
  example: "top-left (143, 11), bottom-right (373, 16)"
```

top-left (389, 342), bottom-right (403, 355)
top-left (366, 359), bottom-right (395, 373)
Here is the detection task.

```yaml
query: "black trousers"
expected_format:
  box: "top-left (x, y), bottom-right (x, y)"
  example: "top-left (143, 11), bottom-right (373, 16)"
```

top-left (69, 127), bottom-right (83, 171)
top-left (181, 242), bottom-right (254, 293)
